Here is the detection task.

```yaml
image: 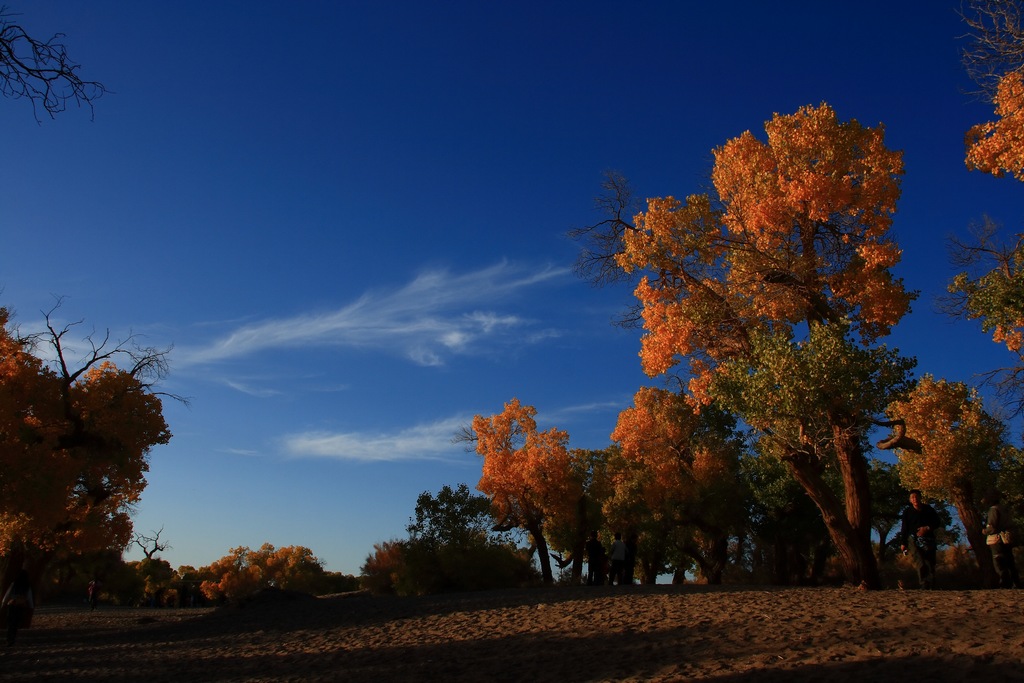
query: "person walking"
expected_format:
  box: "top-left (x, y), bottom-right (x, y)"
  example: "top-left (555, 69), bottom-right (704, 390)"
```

top-left (900, 490), bottom-right (942, 589)
top-left (3, 569), bottom-right (34, 646)
top-left (983, 490), bottom-right (1019, 589)
top-left (87, 579), bottom-right (101, 610)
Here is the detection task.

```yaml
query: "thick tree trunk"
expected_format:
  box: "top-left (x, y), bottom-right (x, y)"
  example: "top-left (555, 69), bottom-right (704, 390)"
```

top-left (569, 495), bottom-right (589, 582)
top-left (832, 426), bottom-right (880, 587)
top-left (705, 535), bottom-right (728, 584)
top-left (640, 554), bottom-right (662, 584)
top-left (772, 535), bottom-right (791, 585)
top-left (954, 489), bottom-right (998, 588)
top-left (685, 534), bottom-right (728, 584)
top-left (527, 522), bottom-right (554, 584)
top-left (784, 445), bottom-right (880, 588)
top-left (809, 540), bottom-right (832, 583)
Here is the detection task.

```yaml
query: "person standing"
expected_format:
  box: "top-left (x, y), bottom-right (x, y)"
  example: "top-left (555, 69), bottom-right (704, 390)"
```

top-left (983, 490), bottom-right (1019, 589)
top-left (900, 490), bottom-right (942, 589)
top-left (87, 579), bottom-right (100, 610)
top-left (3, 569), bottom-right (34, 646)
top-left (609, 532), bottom-right (627, 586)
top-left (585, 531), bottom-right (606, 586)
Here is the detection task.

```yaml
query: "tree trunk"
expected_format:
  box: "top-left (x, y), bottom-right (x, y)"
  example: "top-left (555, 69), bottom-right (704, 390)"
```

top-left (770, 536), bottom-right (786, 585)
top-left (876, 530), bottom-right (889, 565)
top-left (639, 554), bottom-right (662, 584)
top-left (685, 534), bottom-right (728, 584)
top-left (953, 489), bottom-right (998, 588)
top-left (527, 521), bottom-right (554, 584)
top-left (570, 495), bottom-right (589, 582)
top-left (570, 538), bottom-right (585, 582)
top-left (832, 422), bottom-right (880, 586)
top-left (785, 445), bottom-right (880, 588)
top-left (809, 539), bottom-right (832, 583)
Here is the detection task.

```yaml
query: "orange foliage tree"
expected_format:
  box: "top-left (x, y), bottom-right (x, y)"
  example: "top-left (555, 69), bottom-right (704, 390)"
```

top-left (469, 399), bottom-right (581, 584)
top-left (966, 70), bottom-right (1024, 180)
top-left (0, 306), bottom-right (171, 590)
top-left (200, 543), bottom-right (330, 602)
top-left (885, 375), bottom-right (1006, 586)
top-left (951, 64), bottom-right (1024, 410)
top-left (609, 104), bottom-right (916, 588)
top-left (543, 447), bottom-right (608, 582)
top-left (360, 540), bottom-right (405, 595)
top-left (608, 388), bottom-right (744, 583)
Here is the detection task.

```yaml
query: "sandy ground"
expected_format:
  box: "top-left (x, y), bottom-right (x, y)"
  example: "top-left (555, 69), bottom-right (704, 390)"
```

top-left (1, 584), bottom-right (1023, 682)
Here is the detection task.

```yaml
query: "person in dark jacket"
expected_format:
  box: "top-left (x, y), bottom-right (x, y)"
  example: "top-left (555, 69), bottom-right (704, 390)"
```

top-left (585, 531), bottom-right (606, 586)
top-left (900, 490), bottom-right (942, 589)
top-left (2, 569), bottom-right (34, 645)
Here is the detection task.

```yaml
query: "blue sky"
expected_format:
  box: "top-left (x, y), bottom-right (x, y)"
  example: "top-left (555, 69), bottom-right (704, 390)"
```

top-left (2, 1), bottom-right (1020, 575)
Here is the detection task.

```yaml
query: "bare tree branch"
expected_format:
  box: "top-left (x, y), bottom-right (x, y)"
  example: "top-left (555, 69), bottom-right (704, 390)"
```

top-left (960, 0), bottom-right (1024, 101)
top-left (41, 298), bottom-right (188, 405)
top-left (872, 419), bottom-right (923, 453)
top-left (567, 171), bottom-right (646, 328)
top-left (132, 527), bottom-right (171, 560)
top-left (0, 6), bottom-right (107, 121)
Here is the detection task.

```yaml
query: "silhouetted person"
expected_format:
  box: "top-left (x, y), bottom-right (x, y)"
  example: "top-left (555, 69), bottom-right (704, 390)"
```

top-left (900, 490), bottom-right (941, 589)
top-left (983, 489), bottom-right (1019, 589)
top-left (585, 531), bottom-right (606, 586)
top-left (3, 569), bottom-right (34, 646)
top-left (87, 579), bottom-right (101, 610)
top-left (609, 532), bottom-right (627, 585)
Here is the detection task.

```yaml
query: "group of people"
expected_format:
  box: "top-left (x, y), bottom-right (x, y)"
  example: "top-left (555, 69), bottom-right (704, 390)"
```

top-left (585, 530), bottom-right (638, 586)
top-left (900, 488), bottom-right (1019, 590)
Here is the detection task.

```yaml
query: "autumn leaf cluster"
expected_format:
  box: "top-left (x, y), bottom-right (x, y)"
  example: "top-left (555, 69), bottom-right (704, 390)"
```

top-left (0, 309), bottom-right (170, 565)
top-left (617, 104), bottom-right (914, 405)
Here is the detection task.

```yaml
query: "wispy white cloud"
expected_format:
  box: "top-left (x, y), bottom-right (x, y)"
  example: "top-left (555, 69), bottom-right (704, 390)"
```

top-left (223, 380), bottom-right (282, 398)
top-left (280, 397), bottom-right (632, 462)
top-left (220, 447), bottom-right (261, 457)
top-left (282, 415), bottom-right (474, 463)
top-left (550, 400), bottom-right (627, 417)
top-left (177, 262), bottom-right (569, 368)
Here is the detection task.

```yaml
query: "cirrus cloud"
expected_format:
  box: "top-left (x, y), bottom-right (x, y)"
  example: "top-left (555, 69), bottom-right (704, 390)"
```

top-left (177, 261), bottom-right (569, 368)
top-left (282, 415), bottom-right (473, 462)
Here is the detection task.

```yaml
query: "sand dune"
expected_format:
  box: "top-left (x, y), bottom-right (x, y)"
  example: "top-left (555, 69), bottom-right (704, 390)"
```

top-left (2, 584), bottom-right (1022, 682)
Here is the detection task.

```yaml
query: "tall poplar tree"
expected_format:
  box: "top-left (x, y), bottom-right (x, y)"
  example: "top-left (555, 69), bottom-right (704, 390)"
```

top-left (579, 104), bottom-right (916, 588)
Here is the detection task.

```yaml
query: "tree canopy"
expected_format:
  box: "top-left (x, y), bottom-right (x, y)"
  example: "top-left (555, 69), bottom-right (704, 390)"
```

top-left (0, 307), bottom-right (171, 588)
top-left (585, 103), bottom-right (915, 588)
